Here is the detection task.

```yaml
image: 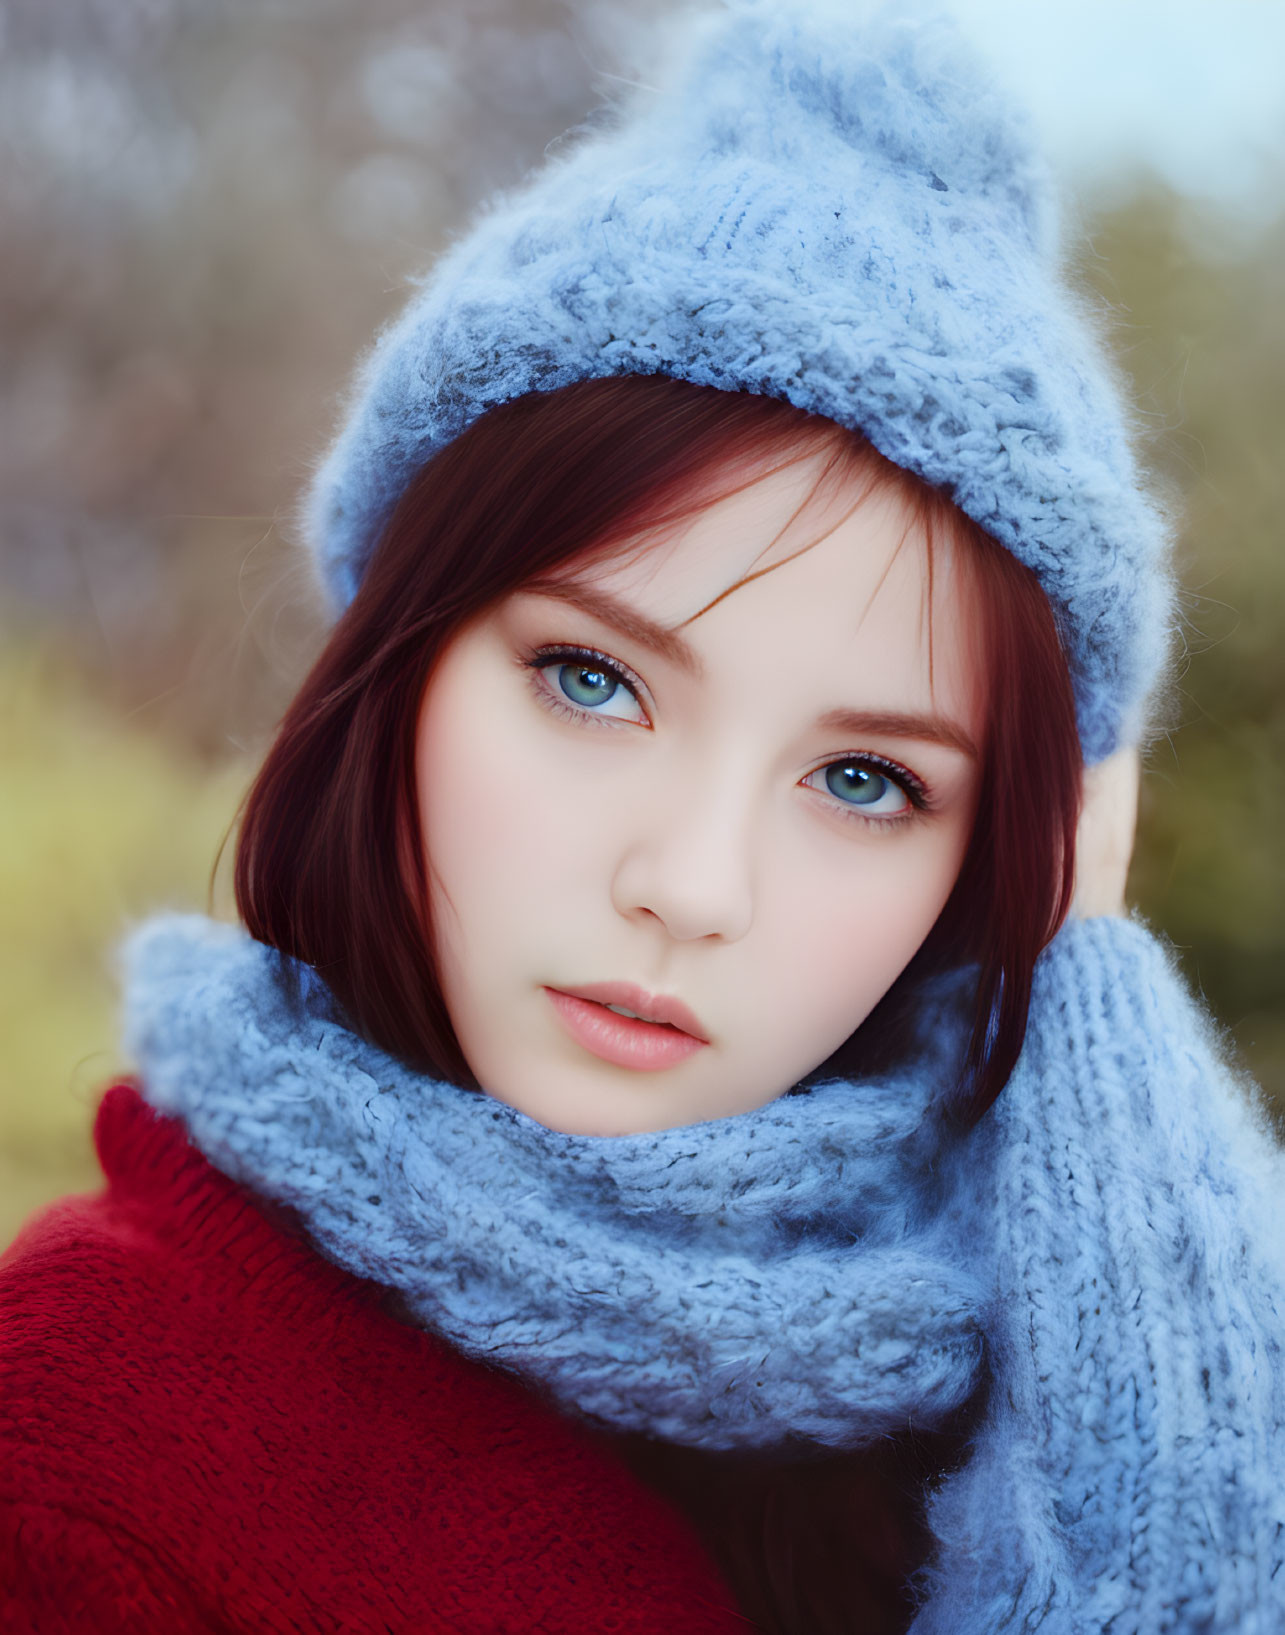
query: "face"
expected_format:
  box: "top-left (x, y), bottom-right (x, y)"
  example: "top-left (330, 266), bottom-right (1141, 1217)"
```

top-left (415, 446), bottom-right (987, 1134)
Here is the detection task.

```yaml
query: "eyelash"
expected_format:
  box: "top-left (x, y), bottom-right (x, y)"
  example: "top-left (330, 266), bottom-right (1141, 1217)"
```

top-left (521, 643), bottom-right (651, 727)
top-left (519, 643), bottom-right (934, 830)
top-left (820, 753), bottom-right (932, 829)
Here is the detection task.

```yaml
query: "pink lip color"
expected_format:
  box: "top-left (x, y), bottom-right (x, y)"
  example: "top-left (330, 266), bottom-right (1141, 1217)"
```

top-left (544, 986), bottom-right (709, 1071)
top-left (556, 981), bottom-right (709, 1040)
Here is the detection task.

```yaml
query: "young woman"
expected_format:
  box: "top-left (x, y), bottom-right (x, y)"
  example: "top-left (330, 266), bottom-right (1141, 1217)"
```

top-left (3, 4), bottom-right (1283, 1633)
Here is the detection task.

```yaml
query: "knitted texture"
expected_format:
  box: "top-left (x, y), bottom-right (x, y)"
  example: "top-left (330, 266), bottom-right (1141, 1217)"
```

top-left (0, 1087), bottom-right (743, 1633)
top-left (916, 922), bottom-right (1285, 1632)
top-left (305, 0), bottom-right (1171, 761)
top-left (119, 913), bottom-right (1285, 1630)
top-left (120, 913), bottom-right (986, 1450)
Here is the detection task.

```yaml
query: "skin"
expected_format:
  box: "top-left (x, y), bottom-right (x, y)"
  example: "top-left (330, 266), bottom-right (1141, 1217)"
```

top-left (414, 445), bottom-right (993, 1135)
top-left (1074, 745), bottom-right (1140, 919)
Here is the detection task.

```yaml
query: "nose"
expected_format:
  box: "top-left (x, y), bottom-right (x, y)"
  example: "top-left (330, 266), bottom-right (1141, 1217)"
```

top-left (610, 783), bottom-right (756, 944)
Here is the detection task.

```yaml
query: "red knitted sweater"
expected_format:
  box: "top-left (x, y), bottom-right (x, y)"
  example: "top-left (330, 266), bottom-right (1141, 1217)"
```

top-left (0, 1084), bottom-right (745, 1633)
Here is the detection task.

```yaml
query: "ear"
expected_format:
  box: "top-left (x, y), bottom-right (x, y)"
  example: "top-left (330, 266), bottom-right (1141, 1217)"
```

top-left (1072, 746), bottom-right (1141, 920)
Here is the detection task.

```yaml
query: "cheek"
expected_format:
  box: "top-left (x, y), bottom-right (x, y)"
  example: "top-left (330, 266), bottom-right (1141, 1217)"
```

top-left (770, 823), bottom-right (971, 1054)
top-left (416, 677), bottom-right (591, 969)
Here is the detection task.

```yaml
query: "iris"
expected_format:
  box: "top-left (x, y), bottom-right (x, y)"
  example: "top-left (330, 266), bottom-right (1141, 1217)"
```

top-left (559, 664), bottom-right (618, 707)
top-left (827, 763), bottom-right (893, 806)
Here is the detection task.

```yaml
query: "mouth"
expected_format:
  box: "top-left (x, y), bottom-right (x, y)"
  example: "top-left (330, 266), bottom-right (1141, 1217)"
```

top-left (551, 982), bottom-right (708, 1039)
top-left (543, 982), bottom-right (710, 1072)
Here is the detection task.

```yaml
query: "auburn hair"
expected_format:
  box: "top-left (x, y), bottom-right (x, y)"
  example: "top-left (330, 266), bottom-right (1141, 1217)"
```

top-left (230, 375), bottom-right (1081, 1634)
top-left (233, 374), bottom-right (1079, 1125)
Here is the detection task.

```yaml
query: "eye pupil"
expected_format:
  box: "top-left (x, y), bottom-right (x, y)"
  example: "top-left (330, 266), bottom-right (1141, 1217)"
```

top-left (559, 663), bottom-right (617, 706)
top-left (826, 762), bottom-right (888, 805)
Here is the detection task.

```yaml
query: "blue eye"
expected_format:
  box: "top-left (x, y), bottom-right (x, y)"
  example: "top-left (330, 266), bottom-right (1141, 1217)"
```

top-left (805, 758), bottom-right (918, 820)
top-left (526, 646), bottom-right (649, 725)
top-left (557, 663), bottom-right (619, 708)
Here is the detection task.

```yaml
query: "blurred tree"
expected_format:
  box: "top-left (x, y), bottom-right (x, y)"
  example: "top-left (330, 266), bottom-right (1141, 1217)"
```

top-left (0, 0), bottom-right (684, 754)
top-left (1082, 193), bottom-right (1285, 1113)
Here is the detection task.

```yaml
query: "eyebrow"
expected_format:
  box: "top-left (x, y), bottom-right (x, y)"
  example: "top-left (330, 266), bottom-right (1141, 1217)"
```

top-left (523, 581), bottom-right (979, 762)
top-left (523, 580), bottom-right (705, 677)
top-left (815, 708), bottom-right (979, 762)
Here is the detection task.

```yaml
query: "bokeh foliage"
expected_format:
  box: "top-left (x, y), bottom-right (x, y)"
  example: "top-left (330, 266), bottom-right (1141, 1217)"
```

top-left (1085, 196), bottom-right (1285, 1115)
top-left (0, 639), bottom-right (250, 1244)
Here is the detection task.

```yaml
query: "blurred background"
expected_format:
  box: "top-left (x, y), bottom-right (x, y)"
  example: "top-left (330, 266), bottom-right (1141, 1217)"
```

top-left (2, 0), bottom-right (1283, 1249)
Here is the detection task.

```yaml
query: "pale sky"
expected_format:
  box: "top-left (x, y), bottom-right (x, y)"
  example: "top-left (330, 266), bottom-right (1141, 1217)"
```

top-left (951, 0), bottom-right (1285, 220)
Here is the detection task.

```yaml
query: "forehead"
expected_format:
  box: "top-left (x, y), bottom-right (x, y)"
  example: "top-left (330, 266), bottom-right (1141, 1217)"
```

top-left (552, 447), bottom-right (985, 701)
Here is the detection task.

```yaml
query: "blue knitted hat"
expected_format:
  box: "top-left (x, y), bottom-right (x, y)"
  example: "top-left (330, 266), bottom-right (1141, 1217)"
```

top-left (305, 0), bottom-right (1172, 763)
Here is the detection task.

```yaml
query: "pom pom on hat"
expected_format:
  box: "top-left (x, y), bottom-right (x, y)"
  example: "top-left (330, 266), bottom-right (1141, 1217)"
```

top-left (305, 0), bottom-right (1172, 763)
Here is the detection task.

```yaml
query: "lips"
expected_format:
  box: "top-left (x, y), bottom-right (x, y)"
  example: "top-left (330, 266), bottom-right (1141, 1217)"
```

top-left (543, 982), bottom-right (711, 1073)
top-left (547, 981), bottom-right (709, 1042)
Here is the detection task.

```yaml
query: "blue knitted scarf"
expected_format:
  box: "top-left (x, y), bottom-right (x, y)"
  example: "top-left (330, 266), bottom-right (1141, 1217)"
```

top-left (121, 913), bottom-right (1285, 1632)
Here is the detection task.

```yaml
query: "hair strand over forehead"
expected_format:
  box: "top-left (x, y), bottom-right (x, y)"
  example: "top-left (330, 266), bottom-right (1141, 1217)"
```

top-left (228, 375), bottom-right (1079, 1122)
